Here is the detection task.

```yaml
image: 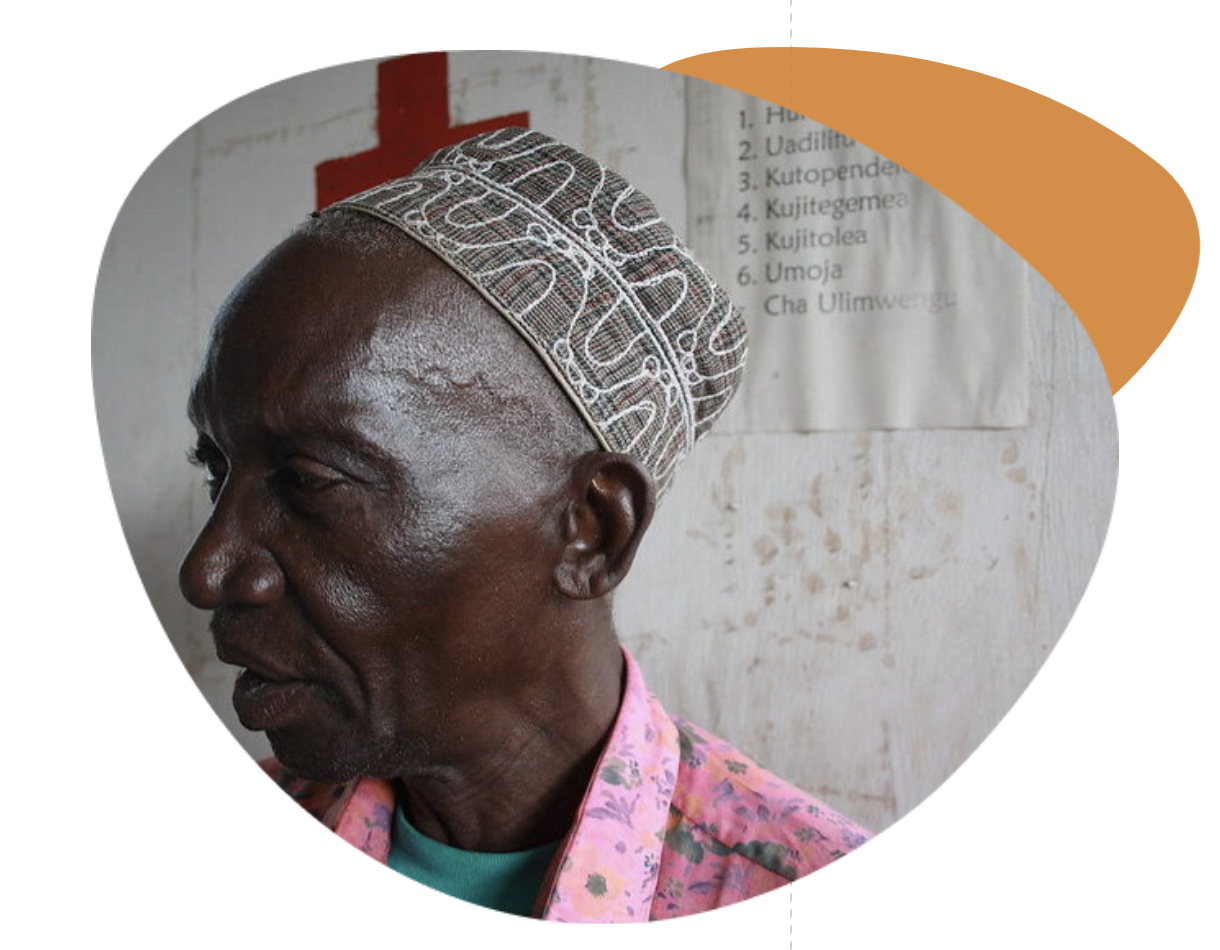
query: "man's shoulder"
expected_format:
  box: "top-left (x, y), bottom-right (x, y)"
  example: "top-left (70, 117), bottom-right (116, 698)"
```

top-left (666, 717), bottom-right (872, 878)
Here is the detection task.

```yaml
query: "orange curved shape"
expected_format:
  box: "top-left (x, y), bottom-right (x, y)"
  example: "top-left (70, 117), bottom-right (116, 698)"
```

top-left (665, 48), bottom-right (1199, 394)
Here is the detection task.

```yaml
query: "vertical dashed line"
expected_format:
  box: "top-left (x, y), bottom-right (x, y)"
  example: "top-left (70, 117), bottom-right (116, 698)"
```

top-left (789, 883), bottom-right (794, 950)
top-left (789, 0), bottom-right (794, 105)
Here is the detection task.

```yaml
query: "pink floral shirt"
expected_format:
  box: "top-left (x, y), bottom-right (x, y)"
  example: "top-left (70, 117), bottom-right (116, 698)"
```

top-left (262, 649), bottom-right (870, 921)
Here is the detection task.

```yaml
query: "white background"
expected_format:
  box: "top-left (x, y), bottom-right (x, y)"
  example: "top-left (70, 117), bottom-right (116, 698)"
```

top-left (6, 2), bottom-right (1215, 947)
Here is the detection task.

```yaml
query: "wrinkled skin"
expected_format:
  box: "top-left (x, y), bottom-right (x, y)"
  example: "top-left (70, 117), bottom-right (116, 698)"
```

top-left (179, 219), bottom-right (654, 850)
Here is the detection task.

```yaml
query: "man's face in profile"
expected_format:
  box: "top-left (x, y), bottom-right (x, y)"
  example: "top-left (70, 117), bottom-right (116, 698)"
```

top-left (179, 226), bottom-right (584, 784)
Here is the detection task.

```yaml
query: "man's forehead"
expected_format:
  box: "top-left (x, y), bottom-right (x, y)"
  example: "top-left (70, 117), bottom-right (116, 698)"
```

top-left (191, 229), bottom-right (559, 434)
top-left (227, 228), bottom-right (459, 337)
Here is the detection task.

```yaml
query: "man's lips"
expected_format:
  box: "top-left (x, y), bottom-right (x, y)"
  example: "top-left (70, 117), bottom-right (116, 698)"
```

top-left (215, 643), bottom-right (315, 731)
top-left (214, 643), bottom-right (294, 682)
top-left (232, 668), bottom-right (315, 732)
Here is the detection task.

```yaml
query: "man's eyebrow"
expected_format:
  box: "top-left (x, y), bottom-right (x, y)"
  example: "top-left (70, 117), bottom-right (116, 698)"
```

top-left (273, 417), bottom-right (402, 479)
top-left (186, 380), bottom-right (209, 432)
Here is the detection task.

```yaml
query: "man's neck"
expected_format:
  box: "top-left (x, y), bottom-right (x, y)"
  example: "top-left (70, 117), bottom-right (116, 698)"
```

top-left (393, 628), bottom-right (624, 852)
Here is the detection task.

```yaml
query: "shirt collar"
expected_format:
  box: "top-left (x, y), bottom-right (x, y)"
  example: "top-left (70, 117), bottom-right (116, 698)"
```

top-left (534, 647), bottom-right (679, 922)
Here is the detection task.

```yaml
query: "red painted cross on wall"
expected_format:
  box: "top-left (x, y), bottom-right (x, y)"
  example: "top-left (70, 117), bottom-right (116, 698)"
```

top-left (315, 52), bottom-right (530, 209)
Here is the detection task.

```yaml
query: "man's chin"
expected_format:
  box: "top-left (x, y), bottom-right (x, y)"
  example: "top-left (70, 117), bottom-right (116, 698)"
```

top-left (265, 730), bottom-right (364, 785)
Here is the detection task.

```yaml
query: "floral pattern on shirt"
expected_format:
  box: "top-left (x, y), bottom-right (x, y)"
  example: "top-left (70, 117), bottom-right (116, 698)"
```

top-left (261, 648), bottom-right (871, 921)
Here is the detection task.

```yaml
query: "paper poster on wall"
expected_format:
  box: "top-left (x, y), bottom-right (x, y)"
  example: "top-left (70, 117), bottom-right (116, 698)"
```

top-left (686, 85), bottom-right (1030, 431)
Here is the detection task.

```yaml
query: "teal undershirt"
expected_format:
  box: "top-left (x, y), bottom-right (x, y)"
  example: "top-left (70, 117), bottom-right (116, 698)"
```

top-left (387, 802), bottom-right (561, 917)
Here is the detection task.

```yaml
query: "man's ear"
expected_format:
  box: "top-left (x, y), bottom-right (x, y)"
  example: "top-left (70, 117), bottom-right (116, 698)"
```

top-left (554, 452), bottom-right (656, 601)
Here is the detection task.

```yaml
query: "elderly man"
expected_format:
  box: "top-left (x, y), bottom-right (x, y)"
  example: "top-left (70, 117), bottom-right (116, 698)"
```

top-left (179, 127), bottom-right (869, 921)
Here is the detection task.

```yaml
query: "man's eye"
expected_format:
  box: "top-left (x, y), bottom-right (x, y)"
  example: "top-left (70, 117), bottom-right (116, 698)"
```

top-left (187, 440), bottom-right (228, 501)
top-left (275, 458), bottom-right (344, 496)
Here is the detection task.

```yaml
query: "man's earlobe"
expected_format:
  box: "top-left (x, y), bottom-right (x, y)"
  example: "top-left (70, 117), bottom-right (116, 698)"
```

top-left (554, 453), bottom-right (655, 601)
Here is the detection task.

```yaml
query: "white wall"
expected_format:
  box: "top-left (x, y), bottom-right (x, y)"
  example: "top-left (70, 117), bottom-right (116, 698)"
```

top-left (93, 51), bottom-right (1116, 834)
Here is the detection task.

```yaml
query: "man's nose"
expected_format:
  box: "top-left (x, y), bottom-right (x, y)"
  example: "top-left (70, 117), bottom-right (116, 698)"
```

top-left (178, 489), bottom-right (285, 610)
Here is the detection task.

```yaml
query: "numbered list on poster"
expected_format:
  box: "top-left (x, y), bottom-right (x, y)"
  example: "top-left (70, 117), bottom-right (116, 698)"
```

top-left (687, 90), bottom-right (1029, 431)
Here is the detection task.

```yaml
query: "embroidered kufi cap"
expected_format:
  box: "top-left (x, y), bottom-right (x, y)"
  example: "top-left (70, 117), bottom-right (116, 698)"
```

top-left (325, 127), bottom-right (747, 493)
